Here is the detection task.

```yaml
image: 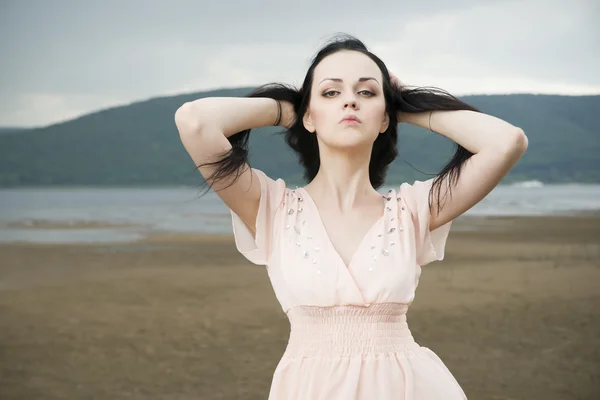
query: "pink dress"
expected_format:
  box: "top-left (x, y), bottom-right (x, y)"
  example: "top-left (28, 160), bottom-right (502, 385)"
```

top-left (230, 168), bottom-right (467, 399)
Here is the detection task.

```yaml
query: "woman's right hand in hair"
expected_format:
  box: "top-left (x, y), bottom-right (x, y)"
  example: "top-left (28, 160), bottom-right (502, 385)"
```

top-left (279, 100), bottom-right (296, 128)
top-left (389, 72), bottom-right (403, 89)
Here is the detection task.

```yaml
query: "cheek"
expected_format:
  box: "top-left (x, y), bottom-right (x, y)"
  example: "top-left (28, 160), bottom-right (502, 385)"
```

top-left (364, 103), bottom-right (386, 122)
top-left (309, 104), bottom-right (330, 125)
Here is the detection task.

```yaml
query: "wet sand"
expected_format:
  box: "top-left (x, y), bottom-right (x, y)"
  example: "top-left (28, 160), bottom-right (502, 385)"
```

top-left (0, 219), bottom-right (141, 230)
top-left (1, 216), bottom-right (599, 399)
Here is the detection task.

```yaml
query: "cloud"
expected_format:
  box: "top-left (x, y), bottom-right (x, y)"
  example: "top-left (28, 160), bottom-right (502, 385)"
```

top-left (372, 1), bottom-right (599, 90)
top-left (0, 0), bottom-right (597, 126)
top-left (0, 93), bottom-right (124, 128)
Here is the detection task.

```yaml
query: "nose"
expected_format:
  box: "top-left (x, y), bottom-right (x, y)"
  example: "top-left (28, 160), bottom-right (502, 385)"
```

top-left (344, 98), bottom-right (358, 109)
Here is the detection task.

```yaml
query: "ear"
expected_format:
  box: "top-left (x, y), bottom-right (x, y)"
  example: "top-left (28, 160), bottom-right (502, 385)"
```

top-left (380, 112), bottom-right (390, 134)
top-left (303, 110), bottom-right (316, 133)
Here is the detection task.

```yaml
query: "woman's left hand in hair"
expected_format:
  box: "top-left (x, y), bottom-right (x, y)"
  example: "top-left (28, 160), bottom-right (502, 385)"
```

top-left (389, 72), bottom-right (403, 89)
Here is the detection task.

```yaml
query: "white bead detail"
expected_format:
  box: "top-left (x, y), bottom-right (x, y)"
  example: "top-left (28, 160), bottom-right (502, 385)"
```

top-left (286, 187), bottom-right (407, 271)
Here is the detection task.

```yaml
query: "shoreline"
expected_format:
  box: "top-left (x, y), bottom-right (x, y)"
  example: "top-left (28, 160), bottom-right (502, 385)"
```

top-left (0, 213), bottom-right (599, 246)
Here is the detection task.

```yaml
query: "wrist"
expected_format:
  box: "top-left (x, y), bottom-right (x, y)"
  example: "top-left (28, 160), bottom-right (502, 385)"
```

top-left (279, 100), bottom-right (295, 128)
top-left (398, 111), bottom-right (433, 130)
top-left (273, 99), bottom-right (282, 126)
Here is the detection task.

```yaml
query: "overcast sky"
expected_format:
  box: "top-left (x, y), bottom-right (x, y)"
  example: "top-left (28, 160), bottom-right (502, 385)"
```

top-left (1, 0), bottom-right (598, 127)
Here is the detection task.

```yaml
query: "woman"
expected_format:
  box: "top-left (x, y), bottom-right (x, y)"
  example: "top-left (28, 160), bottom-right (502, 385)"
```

top-left (174, 34), bottom-right (528, 399)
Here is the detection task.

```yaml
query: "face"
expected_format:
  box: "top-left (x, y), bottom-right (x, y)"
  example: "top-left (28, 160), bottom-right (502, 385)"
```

top-left (303, 50), bottom-right (389, 150)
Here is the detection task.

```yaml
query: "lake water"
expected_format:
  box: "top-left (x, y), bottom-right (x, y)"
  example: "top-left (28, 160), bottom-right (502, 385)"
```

top-left (1, 182), bottom-right (599, 244)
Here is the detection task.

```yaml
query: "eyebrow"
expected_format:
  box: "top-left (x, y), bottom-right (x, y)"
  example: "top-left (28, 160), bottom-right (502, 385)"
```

top-left (319, 77), bottom-right (380, 85)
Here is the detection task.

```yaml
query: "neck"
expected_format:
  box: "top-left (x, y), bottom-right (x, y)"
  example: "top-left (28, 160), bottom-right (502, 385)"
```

top-left (307, 145), bottom-right (378, 211)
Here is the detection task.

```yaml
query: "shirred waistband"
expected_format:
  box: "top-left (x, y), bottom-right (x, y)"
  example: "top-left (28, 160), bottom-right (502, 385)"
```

top-left (282, 303), bottom-right (417, 358)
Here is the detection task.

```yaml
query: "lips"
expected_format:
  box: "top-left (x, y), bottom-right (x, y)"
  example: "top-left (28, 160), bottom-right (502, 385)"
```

top-left (340, 115), bottom-right (361, 123)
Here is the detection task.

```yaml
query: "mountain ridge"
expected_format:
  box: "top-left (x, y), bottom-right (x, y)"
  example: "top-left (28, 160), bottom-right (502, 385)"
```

top-left (0, 89), bottom-right (598, 187)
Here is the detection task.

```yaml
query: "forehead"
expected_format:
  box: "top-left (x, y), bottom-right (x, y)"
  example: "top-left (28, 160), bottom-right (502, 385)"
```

top-left (313, 51), bottom-right (382, 85)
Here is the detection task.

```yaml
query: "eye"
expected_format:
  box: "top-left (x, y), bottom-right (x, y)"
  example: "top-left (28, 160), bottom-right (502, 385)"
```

top-left (358, 90), bottom-right (376, 97)
top-left (322, 90), bottom-right (339, 97)
top-left (321, 90), bottom-right (376, 98)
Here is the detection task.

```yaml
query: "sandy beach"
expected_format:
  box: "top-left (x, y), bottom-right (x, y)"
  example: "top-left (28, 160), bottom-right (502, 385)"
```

top-left (1, 215), bottom-right (599, 400)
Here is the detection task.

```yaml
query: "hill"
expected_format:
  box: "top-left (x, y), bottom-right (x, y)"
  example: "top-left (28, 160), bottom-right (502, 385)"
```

top-left (0, 89), bottom-right (598, 187)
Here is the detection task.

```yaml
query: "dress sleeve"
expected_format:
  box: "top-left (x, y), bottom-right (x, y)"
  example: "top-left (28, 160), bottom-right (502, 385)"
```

top-left (230, 168), bottom-right (286, 266)
top-left (400, 178), bottom-right (453, 266)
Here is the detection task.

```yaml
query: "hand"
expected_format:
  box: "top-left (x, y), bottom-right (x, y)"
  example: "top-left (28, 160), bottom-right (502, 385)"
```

top-left (389, 72), bottom-right (403, 89)
top-left (279, 100), bottom-right (296, 128)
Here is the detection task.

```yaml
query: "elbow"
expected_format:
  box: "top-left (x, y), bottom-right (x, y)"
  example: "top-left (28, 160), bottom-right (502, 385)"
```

top-left (174, 102), bottom-right (187, 125)
top-left (174, 102), bottom-right (204, 136)
top-left (504, 127), bottom-right (528, 155)
top-left (514, 127), bottom-right (529, 153)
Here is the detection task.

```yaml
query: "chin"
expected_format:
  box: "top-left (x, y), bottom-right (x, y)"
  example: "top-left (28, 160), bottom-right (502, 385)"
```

top-left (321, 135), bottom-right (375, 150)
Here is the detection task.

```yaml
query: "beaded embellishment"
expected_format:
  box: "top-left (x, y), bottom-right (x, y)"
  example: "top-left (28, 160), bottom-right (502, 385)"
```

top-left (285, 187), bottom-right (405, 273)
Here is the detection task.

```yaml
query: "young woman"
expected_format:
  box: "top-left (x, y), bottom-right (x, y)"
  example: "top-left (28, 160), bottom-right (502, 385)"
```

top-left (174, 34), bottom-right (528, 399)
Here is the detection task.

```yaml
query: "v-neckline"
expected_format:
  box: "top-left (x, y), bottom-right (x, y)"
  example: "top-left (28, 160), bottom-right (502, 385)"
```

top-left (298, 187), bottom-right (389, 270)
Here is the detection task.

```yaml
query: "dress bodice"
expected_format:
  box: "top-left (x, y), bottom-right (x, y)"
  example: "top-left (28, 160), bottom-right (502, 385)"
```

top-left (230, 168), bottom-right (453, 314)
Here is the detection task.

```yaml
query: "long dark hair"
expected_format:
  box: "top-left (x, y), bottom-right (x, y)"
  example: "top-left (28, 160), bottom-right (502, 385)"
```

top-left (197, 33), bottom-right (480, 214)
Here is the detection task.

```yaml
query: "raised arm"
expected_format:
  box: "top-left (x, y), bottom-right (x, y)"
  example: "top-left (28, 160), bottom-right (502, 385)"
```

top-left (400, 109), bottom-right (528, 231)
top-left (174, 97), bottom-right (289, 237)
top-left (176, 97), bottom-right (284, 139)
